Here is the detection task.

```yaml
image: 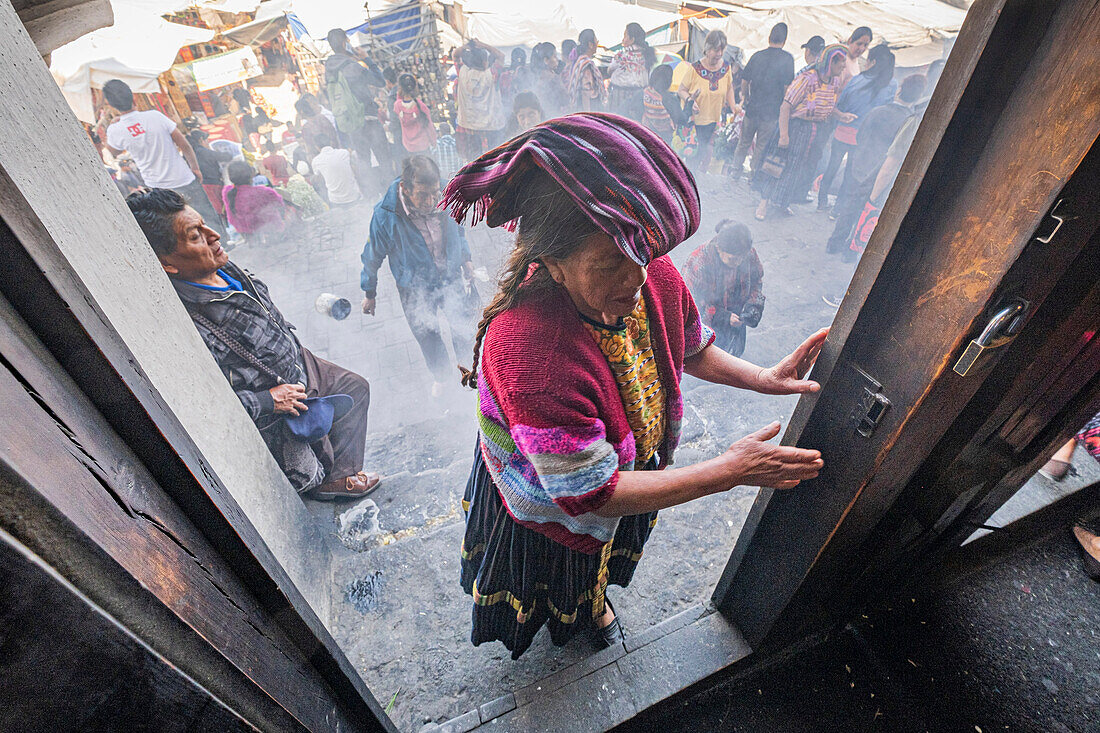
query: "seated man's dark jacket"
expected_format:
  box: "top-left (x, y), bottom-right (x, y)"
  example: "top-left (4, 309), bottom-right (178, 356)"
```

top-left (171, 260), bottom-right (305, 429)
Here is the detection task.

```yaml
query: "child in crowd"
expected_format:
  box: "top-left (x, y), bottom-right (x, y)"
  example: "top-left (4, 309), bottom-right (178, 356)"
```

top-left (642, 64), bottom-right (690, 143)
top-left (506, 91), bottom-right (545, 136)
top-left (682, 219), bottom-right (765, 358)
top-left (434, 122), bottom-right (461, 182)
top-left (394, 73), bottom-right (438, 154)
top-left (260, 140), bottom-right (290, 186)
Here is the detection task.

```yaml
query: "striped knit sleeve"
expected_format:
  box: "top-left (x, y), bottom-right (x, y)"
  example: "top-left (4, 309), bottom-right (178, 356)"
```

top-left (502, 390), bottom-right (623, 517)
top-left (784, 71), bottom-right (813, 108)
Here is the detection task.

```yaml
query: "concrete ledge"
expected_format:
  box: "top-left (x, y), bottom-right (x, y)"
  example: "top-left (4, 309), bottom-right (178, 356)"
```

top-left (435, 609), bottom-right (753, 733)
top-left (478, 693), bottom-right (516, 724)
top-left (617, 610), bottom-right (752, 713)
top-left (437, 708), bottom-right (480, 733)
top-left (514, 640), bottom-right (625, 707)
top-left (623, 603), bottom-right (708, 652)
top-left (485, 661), bottom-right (636, 733)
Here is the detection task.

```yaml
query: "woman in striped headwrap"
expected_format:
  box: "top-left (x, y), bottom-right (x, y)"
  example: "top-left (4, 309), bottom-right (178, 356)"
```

top-left (753, 44), bottom-right (849, 221)
top-left (442, 112), bottom-right (827, 658)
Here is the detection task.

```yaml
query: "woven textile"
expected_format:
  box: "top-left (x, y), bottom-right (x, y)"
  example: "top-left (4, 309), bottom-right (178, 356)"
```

top-left (582, 298), bottom-right (667, 468)
top-left (441, 112), bottom-right (700, 266)
top-left (474, 257), bottom-right (714, 553)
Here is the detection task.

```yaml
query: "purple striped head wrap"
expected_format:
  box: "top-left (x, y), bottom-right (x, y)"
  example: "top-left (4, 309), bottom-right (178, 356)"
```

top-left (441, 112), bottom-right (700, 265)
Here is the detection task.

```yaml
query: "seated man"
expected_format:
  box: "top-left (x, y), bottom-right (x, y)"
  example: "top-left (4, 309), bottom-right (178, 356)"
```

top-left (126, 188), bottom-right (380, 500)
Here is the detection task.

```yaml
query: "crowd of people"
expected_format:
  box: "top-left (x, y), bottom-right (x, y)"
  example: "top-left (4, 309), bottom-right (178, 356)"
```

top-left (99, 19), bottom-right (947, 375)
top-left (105, 18), bottom-right (951, 658)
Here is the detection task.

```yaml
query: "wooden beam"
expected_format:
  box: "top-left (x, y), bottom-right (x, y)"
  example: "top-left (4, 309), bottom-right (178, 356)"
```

top-left (0, 291), bottom-right (392, 730)
top-left (0, 3), bottom-right (396, 728)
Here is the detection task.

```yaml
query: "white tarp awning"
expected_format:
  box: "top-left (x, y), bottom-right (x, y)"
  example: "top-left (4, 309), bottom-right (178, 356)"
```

top-left (221, 0), bottom-right (293, 45)
top-left (50, 10), bottom-right (215, 123)
top-left (287, 0), bottom-right (402, 41)
top-left (714, 0), bottom-right (966, 67)
top-left (455, 0), bottom-right (678, 49)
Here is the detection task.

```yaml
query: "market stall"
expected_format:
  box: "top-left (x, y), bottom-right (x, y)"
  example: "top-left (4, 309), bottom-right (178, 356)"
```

top-left (49, 12), bottom-right (215, 123)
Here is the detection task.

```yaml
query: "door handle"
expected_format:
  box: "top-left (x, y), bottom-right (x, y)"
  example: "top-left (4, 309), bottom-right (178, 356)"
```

top-left (953, 298), bottom-right (1029, 376)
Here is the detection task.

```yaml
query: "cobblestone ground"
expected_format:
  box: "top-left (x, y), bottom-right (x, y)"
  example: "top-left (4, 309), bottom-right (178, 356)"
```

top-left (232, 174), bottom-right (862, 731)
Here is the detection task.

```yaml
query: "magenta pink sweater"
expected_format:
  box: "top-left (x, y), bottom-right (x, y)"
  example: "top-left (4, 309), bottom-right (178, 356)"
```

top-left (476, 256), bottom-right (715, 553)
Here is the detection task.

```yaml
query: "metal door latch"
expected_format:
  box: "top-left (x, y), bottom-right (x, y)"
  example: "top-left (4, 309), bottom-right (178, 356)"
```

top-left (953, 298), bottom-right (1029, 376)
top-left (851, 367), bottom-right (891, 438)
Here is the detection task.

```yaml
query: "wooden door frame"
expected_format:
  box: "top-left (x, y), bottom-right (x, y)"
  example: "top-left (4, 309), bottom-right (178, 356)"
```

top-left (713, 0), bottom-right (1100, 650)
top-left (0, 1), bottom-right (396, 728)
top-left (3, 0), bottom-right (1099, 729)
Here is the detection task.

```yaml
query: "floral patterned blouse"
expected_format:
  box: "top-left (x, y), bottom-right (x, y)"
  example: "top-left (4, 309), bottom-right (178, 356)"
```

top-left (582, 296), bottom-right (666, 467)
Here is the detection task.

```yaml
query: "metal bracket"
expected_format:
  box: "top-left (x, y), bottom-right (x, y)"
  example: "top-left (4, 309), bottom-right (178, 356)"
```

top-left (850, 367), bottom-right (891, 438)
top-left (1034, 198), bottom-right (1067, 244)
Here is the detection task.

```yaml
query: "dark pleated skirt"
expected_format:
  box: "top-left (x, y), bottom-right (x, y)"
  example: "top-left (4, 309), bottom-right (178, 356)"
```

top-left (459, 443), bottom-right (658, 659)
top-left (752, 117), bottom-right (820, 208)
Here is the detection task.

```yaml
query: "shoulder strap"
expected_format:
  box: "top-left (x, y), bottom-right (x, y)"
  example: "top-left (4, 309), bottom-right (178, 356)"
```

top-left (191, 311), bottom-right (286, 385)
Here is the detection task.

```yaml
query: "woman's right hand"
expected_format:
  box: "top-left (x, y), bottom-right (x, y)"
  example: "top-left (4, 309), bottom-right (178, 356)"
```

top-left (719, 422), bottom-right (823, 490)
top-left (778, 134), bottom-right (790, 148)
top-left (270, 383), bottom-right (308, 415)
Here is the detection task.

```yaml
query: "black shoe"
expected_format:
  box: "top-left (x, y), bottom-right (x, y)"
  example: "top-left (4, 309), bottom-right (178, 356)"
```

top-left (591, 597), bottom-right (625, 648)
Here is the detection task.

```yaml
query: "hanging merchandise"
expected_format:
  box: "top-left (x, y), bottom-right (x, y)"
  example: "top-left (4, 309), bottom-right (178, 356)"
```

top-left (346, 2), bottom-right (450, 124)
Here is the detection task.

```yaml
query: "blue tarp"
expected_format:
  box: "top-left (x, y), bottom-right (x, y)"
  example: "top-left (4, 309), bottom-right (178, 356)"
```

top-left (287, 12), bottom-right (309, 41)
top-left (345, 2), bottom-right (424, 52)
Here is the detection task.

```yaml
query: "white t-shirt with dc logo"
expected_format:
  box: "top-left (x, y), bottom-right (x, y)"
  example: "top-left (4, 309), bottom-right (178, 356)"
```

top-left (106, 110), bottom-right (195, 189)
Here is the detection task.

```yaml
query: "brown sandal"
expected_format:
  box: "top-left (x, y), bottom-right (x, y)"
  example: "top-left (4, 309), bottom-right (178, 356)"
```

top-left (310, 471), bottom-right (382, 501)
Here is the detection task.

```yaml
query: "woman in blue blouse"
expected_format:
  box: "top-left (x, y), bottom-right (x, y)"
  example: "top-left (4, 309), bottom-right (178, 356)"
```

top-left (818, 45), bottom-right (897, 212)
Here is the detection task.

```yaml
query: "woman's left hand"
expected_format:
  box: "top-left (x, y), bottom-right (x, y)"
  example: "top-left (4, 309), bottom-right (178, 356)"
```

top-left (756, 327), bottom-right (829, 395)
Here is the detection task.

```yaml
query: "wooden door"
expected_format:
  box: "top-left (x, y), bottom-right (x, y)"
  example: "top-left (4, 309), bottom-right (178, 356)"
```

top-left (713, 0), bottom-right (1100, 649)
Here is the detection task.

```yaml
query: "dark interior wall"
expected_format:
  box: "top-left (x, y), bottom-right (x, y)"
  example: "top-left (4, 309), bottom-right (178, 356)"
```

top-left (0, 531), bottom-right (254, 733)
top-left (619, 509), bottom-right (1100, 733)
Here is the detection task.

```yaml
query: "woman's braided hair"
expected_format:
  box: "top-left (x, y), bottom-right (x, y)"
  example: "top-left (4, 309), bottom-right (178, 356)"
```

top-left (459, 171), bottom-right (601, 388)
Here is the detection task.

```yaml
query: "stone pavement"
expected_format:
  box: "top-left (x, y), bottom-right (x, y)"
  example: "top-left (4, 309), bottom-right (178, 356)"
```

top-left (231, 173), bottom-right (861, 731)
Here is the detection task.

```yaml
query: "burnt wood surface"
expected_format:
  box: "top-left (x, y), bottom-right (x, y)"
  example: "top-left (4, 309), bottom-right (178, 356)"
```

top-left (0, 527), bottom-right (254, 732)
top-left (714, 0), bottom-right (1100, 648)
